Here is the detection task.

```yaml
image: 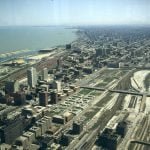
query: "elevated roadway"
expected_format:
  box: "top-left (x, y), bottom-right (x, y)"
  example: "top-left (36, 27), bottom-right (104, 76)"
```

top-left (80, 86), bottom-right (150, 97)
top-left (130, 139), bottom-right (150, 146)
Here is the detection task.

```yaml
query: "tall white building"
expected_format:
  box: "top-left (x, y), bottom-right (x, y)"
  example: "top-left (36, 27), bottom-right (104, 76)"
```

top-left (53, 81), bottom-right (61, 92)
top-left (42, 68), bottom-right (48, 81)
top-left (27, 67), bottom-right (37, 88)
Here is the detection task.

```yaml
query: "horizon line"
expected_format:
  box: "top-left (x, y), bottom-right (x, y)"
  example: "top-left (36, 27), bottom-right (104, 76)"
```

top-left (0, 24), bottom-right (150, 27)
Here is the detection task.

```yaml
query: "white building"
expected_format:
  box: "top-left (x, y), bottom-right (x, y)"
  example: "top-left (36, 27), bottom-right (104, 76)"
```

top-left (42, 68), bottom-right (48, 81)
top-left (27, 67), bottom-right (37, 88)
top-left (53, 81), bottom-right (61, 92)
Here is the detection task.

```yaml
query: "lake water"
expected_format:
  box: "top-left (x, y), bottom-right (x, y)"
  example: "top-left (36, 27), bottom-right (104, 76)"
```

top-left (0, 26), bottom-right (77, 54)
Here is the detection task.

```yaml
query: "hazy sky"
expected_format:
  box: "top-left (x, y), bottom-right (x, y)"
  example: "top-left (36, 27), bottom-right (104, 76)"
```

top-left (0, 0), bottom-right (150, 26)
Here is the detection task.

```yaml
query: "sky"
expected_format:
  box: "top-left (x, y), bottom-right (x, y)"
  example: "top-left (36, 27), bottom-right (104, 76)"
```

top-left (0, 0), bottom-right (150, 26)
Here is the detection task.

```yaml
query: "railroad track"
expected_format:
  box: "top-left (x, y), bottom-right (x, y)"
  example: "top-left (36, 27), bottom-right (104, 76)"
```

top-left (75, 94), bottom-right (125, 150)
top-left (132, 116), bottom-right (149, 150)
top-left (0, 52), bottom-right (64, 88)
top-left (128, 96), bottom-right (137, 108)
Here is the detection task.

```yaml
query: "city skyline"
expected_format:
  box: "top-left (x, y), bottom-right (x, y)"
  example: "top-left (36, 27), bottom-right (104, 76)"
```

top-left (0, 0), bottom-right (150, 26)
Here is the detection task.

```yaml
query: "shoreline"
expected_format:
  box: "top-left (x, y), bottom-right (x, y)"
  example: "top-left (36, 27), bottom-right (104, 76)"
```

top-left (0, 27), bottom-right (78, 55)
top-left (0, 28), bottom-right (79, 62)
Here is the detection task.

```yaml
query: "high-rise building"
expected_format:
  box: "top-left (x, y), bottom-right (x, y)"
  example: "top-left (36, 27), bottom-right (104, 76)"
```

top-left (72, 121), bottom-right (83, 134)
top-left (52, 81), bottom-right (61, 92)
top-left (50, 90), bottom-right (58, 104)
top-left (27, 67), bottom-right (37, 88)
top-left (95, 48), bottom-right (107, 57)
top-left (39, 91), bottom-right (48, 106)
top-left (14, 92), bottom-right (26, 106)
top-left (5, 80), bottom-right (19, 94)
top-left (42, 68), bottom-right (48, 81)
top-left (116, 121), bottom-right (127, 138)
top-left (95, 48), bottom-right (103, 57)
top-left (66, 44), bottom-right (71, 49)
top-left (98, 128), bottom-right (121, 150)
top-left (0, 115), bottom-right (24, 144)
top-left (60, 134), bottom-right (70, 146)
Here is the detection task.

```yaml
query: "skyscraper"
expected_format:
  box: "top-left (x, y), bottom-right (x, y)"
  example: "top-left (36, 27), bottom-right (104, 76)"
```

top-left (5, 80), bottom-right (19, 94)
top-left (42, 68), bottom-right (48, 81)
top-left (27, 67), bottom-right (37, 88)
top-left (14, 92), bottom-right (26, 106)
top-left (52, 81), bottom-right (61, 92)
top-left (39, 91), bottom-right (48, 106)
top-left (50, 90), bottom-right (58, 104)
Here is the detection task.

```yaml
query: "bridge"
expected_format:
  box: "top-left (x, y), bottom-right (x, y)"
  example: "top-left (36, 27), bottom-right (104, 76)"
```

top-left (80, 86), bottom-right (150, 97)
